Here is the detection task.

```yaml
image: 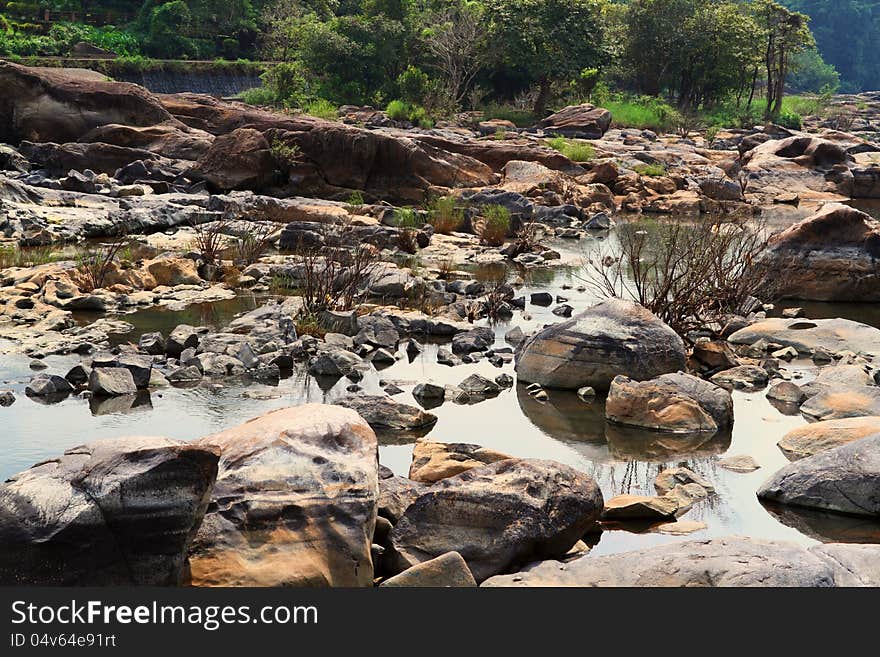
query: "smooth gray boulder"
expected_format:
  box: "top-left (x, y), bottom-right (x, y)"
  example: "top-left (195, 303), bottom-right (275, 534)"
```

top-left (728, 317), bottom-right (880, 360)
top-left (25, 373), bottom-right (74, 397)
top-left (336, 395), bottom-right (438, 431)
top-left (515, 299), bottom-right (686, 391)
top-left (757, 434), bottom-right (880, 517)
top-left (0, 436), bottom-right (219, 585)
top-left (380, 551), bottom-right (476, 587)
top-left (390, 459), bottom-right (604, 582)
top-left (482, 536), bottom-right (880, 587)
top-left (88, 367), bottom-right (137, 397)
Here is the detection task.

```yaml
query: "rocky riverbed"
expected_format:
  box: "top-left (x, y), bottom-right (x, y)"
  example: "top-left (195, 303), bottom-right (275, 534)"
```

top-left (1, 62), bottom-right (880, 587)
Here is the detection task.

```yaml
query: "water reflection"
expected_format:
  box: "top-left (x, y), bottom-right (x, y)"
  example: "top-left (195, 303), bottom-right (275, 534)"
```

top-left (761, 502), bottom-right (880, 544)
top-left (89, 391), bottom-right (153, 416)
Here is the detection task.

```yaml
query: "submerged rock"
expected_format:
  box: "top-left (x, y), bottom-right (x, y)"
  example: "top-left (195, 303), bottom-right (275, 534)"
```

top-left (189, 405), bottom-right (379, 587)
top-left (390, 458), bottom-right (603, 582)
top-left (482, 536), bottom-right (880, 587)
top-left (0, 436), bottom-right (218, 585)
top-left (515, 299), bottom-right (686, 391)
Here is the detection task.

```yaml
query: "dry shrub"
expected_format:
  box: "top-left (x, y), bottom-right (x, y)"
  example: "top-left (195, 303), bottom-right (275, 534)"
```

top-left (76, 234), bottom-right (131, 292)
top-left (580, 217), bottom-right (789, 338)
top-left (191, 218), bottom-right (230, 267)
top-left (428, 196), bottom-right (464, 234)
top-left (234, 222), bottom-right (278, 265)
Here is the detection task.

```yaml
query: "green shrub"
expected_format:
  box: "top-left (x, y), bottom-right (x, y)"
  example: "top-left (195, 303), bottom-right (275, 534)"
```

top-left (397, 65), bottom-right (430, 105)
top-left (604, 97), bottom-right (676, 132)
top-left (633, 163), bottom-right (667, 177)
top-left (481, 104), bottom-right (536, 128)
top-left (261, 63), bottom-right (308, 108)
top-left (547, 136), bottom-right (595, 162)
top-left (776, 110), bottom-right (803, 130)
top-left (393, 207), bottom-right (421, 229)
top-left (305, 98), bottom-right (338, 120)
top-left (238, 86), bottom-right (276, 107)
top-left (428, 196), bottom-right (464, 234)
top-left (386, 100), bottom-right (410, 121)
top-left (479, 205), bottom-right (511, 247)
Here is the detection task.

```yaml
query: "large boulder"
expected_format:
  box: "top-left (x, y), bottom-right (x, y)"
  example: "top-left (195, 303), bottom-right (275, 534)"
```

top-left (190, 127), bottom-right (277, 191)
top-left (605, 372), bottom-right (733, 433)
top-left (800, 386), bottom-right (880, 420)
top-left (482, 536), bottom-right (880, 587)
top-left (757, 434), bottom-right (880, 518)
top-left (335, 395), bottom-right (437, 432)
top-left (778, 416), bottom-right (880, 460)
top-left (0, 437), bottom-right (219, 585)
top-left (515, 299), bottom-right (686, 391)
top-left (389, 459), bottom-right (604, 582)
top-left (537, 104), bottom-right (613, 139)
top-left (761, 204), bottom-right (880, 302)
top-left (188, 405), bottom-right (379, 587)
top-left (0, 61), bottom-right (177, 144)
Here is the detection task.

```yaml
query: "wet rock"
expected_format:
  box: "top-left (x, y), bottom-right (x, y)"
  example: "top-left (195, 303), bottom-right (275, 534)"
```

top-left (530, 292), bottom-right (554, 306)
top-left (64, 364), bottom-right (91, 386)
top-left (482, 537), bottom-right (880, 587)
top-left (552, 304), bottom-right (574, 318)
top-left (117, 354), bottom-right (153, 390)
top-left (710, 365), bottom-right (769, 390)
top-left (692, 340), bottom-right (739, 372)
top-left (452, 327), bottom-right (495, 354)
top-left (504, 326), bottom-right (525, 345)
top-left (0, 391), bottom-right (15, 407)
top-left (577, 386), bottom-right (596, 402)
top-left (605, 372), bottom-right (733, 433)
top-left (189, 405), bottom-right (378, 587)
top-left (336, 395), bottom-right (438, 431)
top-left (758, 434), bottom-right (880, 518)
top-left (0, 436), bottom-right (218, 585)
top-left (354, 316), bottom-right (400, 349)
top-left (167, 365), bottom-right (203, 384)
top-left (778, 416), bottom-right (880, 460)
top-left (408, 441), bottom-right (512, 484)
top-left (88, 367), bottom-right (138, 397)
top-left (308, 349), bottom-right (362, 377)
top-left (516, 299), bottom-right (686, 392)
top-left (457, 374), bottom-right (502, 400)
top-left (320, 310), bottom-right (359, 336)
top-left (381, 552), bottom-right (476, 588)
top-left (601, 494), bottom-right (679, 520)
top-left (437, 348), bottom-right (462, 367)
top-left (584, 212), bottom-right (612, 230)
top-left (496, 373), bottom-right (515, 388)
top-left (413, 383), bottom-right (446, 403)
top-left (406, 339), bottom-right (423, 358)
top-left (390, 459), bottom-right (603, 582)
top-left (654, 467), bottom-right (714, 496)
top-left (718, 455), bottom-right (760, 473)
top-left (25, 374), bottom-right (74, 397)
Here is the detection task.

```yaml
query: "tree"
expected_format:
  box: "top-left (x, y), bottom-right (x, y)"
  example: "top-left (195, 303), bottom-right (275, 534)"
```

top-left (420, 2), bottom-right (488, 110)
top-left (754, 0), bottom-right (814, 116)
top-left (487, 0), bottom-right (607, 117)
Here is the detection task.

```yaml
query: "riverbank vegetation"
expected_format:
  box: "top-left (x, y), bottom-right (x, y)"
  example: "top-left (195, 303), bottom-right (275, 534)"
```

top-left (0, 0), bottom-right (862, 132)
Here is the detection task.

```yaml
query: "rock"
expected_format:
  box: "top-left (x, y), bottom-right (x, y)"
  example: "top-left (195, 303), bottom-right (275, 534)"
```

top-left (138, 331), bottom-right (166, 355)
top-left (584, 212), bottom-right (612, 229)
top-left (601, 494), bottom-right (680, 520)
top-left (767, 381), bottom-right (807, 404)
top-left (437, 348), bottom-right (462, 367)
top-left (728, 317), bottom-right (880, 360)
top-left (336, 395), bottom-right (437, 431)
top-left (496, 373), bottom-right (515, 388)
top-left (191, 127), bottom-right (276, 191)
top-left (710, 365), bottom-right (769, 390)
top-left (0, 436), bottom-right (218, 585)
top-left (379, 476), bottom-right (428, 524)
top-left (146, 257), bottom-right (201, 287)
top-left (320, 310), bottom-right (359, 336)
top-left (0, 391), bottom-right (15, 407)
top-left (537, 104), bottom-right (612, 139)
top-left (406, 339), bottom-right (423, 358)
top-left (577, 386), bottom-right (596, 402)
top-left (457, 374), bottom-right (502, 400)
top-left (88, 368), bottom-right (137, 397)
top-left (451, 327), bottom-right (494, 354)
top-left (390, 459), bottom-right (603, 582)
top-left (482, 537), bottom-right (880, 587)
top-left (166, 324), bottom-right (201, 357)
top-left (692, 340), bottom-right (740, 371)
top-left (758, 434), bottom-right (880, 518)
top-left (413, 383), bottom-right (446, 403)
top-left (515, 299), bottom-right (686, 391)
top-left (654, 467), bottom-right (714, 496)
top-left (189, 405), bottom-right (378, 587)
top-left (529, 292), bottom-right (554, 306)
top-left (800, 386), bottom-right (880, 421)
top-left (117, 354), bottom-right (153, 390)
top-left (605, 372), bottom-right (733, 433)
top-left (380, 551), bottom-right (476, 587)
top-left (552, 304), bottom-right (574, 318)
top-left (761, 204), bottom-right (880, 302)
top-left (25, 374), bottom-right (74, 397)
top-left (778, 416), bottom-right (880, 460)
top-left (699, 178), bottom-right (743, 201)
top-left (167, 365), bottom-right (203, 384)
top-left (409, 441), bottom-right (512, 484)
top-left (354, 316), bottom-right (400, 349)
top-left (718, 455), bottom-right (760, 473)
top-left (308, 348), bottom-right (363, 377)
top-left (504, 326), bottom-right (525, 345)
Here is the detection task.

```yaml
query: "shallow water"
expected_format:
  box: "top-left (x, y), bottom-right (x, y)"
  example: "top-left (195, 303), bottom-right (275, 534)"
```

top-left (2, 231), bottom-right (879, 556)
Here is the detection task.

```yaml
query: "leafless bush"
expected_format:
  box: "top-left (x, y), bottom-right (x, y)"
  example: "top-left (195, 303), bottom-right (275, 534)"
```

top-left (234, 222), bottom-right (278, 266)
top-left (579, 217), bottom-right (789, 339)
top-left (290, 223), bottom-right (381, 318)
top-left (76, 234), bottom-right (131, 292)
top-left (191, 218), bottom-right (230, 267)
